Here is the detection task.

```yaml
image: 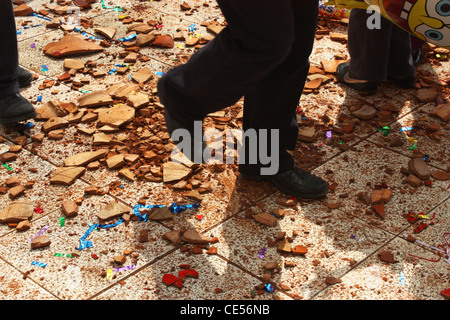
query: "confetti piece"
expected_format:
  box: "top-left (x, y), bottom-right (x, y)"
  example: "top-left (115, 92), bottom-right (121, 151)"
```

top-left (259, 247), bottom-right (267, 258)
top-left (34, 207), bottom-right (44, 213)
top-left (29, 12), bottom-right (52, 21)
top-left (113, 264), bottom-right (136, 272)
top-left (31, 261), bottom-right (47, 268)
top-left (101, 0), bottom-right (122, 12)
top-left (326, 130), bottom-right (332, 139)
top-left (54, 253), bottom-right (73, 258)
top-left (106, 269), bottom-right (114, 280)
top-left (30, 43), bottom-right (36, 48)
top-left (17, 30), bottom-right (22, 35)
top-left (37, 95), bottom-right (43, 102)
top-left (2, 163), bottom-right (12, 171)
top-left (264, 283), bottom-right (275, 293)
top-left (378, 126), bottom-right (390, 136)
top-left (155, 71), bottom-right (165, 76)
top-left (400, 127), bottom-right (413, 132)
top-left (59, 216), bottom-right (65, 227)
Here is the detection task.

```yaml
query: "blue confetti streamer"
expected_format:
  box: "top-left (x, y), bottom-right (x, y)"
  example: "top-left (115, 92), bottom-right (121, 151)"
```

top-left (31, 261), bottom-right (47, 268)
top-left (118, 34), bottom-right (137, 42)
top-left (29, 12), bottom-right (52, 22)
top-left (77, 202), bottom-right (200, 250)
top-left (77, 218), bottom-right (124, 250)
top-left (400, 127), bottom-right (413, 132)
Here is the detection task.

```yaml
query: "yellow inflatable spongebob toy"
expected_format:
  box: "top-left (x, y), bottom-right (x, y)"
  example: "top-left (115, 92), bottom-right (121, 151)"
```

top-left (326, 0), bottom-right (450, 49)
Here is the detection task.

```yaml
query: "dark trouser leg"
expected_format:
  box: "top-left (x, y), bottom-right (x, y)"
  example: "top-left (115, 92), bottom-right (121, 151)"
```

top-left (239, 0), bottom-right (318, 176)
top-left (158, 0), bottom-right (318, 175)
top-left (158, 0), bottom-right (297, 127)
top-left (348, 8), bottom-right (414, 82)
top-left (0, 1), bottom-right (19, 99)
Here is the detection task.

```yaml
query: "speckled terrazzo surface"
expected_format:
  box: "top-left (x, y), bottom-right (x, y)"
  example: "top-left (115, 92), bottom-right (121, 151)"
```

top-left (1, 0), bottom-right (449, 304)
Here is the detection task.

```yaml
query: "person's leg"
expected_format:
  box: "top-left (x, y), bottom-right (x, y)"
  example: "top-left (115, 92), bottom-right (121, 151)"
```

top-left (336, 8), bottom-right (393, 94)
top-left (386, 25), bottom-right (416, 87)
top-left (0, 0), bottom-right (20, 99)
top-left (239, 0), bottom-right (318, 176)
top-left (0, 1), bottom-right (37, 123)
top-left (347, 8), bottom-right (393, 82)
top-left (158, 0), bottom-right (296, 130)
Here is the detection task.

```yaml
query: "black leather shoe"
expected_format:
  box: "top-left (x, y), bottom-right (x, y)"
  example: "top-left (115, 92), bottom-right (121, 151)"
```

top-left (0, 93), bottom-right (37, 123)
top-left (387, 74), bottom-right (416, 88)
top-left (17, 67), bottom-right (34, 88)
top-left (241, 167), bottom-right (328, 200)
top-left (337, 62), bottom-right (378, 95)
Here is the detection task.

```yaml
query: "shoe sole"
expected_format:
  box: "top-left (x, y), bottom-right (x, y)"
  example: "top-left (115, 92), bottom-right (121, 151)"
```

top-left (0, 110), bottom-right (37, 124)
top-left (337, 63), bottom-right (378, 95)
top-left (240, 173), bottom-right (328, 200)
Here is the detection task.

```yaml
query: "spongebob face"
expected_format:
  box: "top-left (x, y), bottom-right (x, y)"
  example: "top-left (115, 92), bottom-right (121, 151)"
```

top-left (365, 0), bottom-right (450, 48)
top-left (408, 0), bottom-right (450, 48)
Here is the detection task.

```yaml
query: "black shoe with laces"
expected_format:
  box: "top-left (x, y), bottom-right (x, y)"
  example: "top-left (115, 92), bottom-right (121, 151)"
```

top-left (240, 167), bottom-right (329, 200)
top-left (0, 93), bottom-right (37, 123)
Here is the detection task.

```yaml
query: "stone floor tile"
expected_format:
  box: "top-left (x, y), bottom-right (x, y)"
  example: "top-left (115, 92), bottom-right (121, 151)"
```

top-left (312, 141), bottom-right (449, 234)
top-left (314, 236), bottom-right (450, 300)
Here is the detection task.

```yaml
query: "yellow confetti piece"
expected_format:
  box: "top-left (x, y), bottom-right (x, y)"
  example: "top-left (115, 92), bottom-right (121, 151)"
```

top-left (417, 214), bottom-right (429, 220)
top-left (106, 269), bottom-right (114, 280)
top-left (177, 44), bottom-right (185, 49)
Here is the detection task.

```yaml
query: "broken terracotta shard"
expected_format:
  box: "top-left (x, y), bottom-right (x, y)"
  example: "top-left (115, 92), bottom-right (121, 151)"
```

top-left (0, 200), bottom-right (34, 224)
top-left (44, 35), bottom-right (104, 58)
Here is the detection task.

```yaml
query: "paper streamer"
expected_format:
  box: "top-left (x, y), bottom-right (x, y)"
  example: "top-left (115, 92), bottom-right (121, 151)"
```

top-left (54, 253), bottom-right (73, 258)
top-left (30, 225), bottom-right (49, 242)
top-left (100, 0), bottom-right (123, 12)
top-left (31, 261), bottom-right (47, 268)
top-left (259, 247), bottom-right (267, 258)
top-left (77, 218), bottom-right (124, 250)
top-left (113, 264), bottom-right (136, 272)
top-left (77, 202), bottom-right (200, 250)
top-left (29, 12), bottom-right (52, 22)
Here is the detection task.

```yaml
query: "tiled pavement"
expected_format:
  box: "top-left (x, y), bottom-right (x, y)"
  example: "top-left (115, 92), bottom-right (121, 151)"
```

top-left (1, 0), bottom-right (449, 301)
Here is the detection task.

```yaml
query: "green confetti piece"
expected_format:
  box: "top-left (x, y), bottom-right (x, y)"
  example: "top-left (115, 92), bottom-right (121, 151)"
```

top-left (54, 253), bottom-right (73, 258)
top-left (2, 163), bottom-right (12, 171)
top-left (409, 144), bottom-right (418, 150)
top-left (378, 126), bottom-right (390, 136)
top-left (59, 216), bottom-right (65, 227)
